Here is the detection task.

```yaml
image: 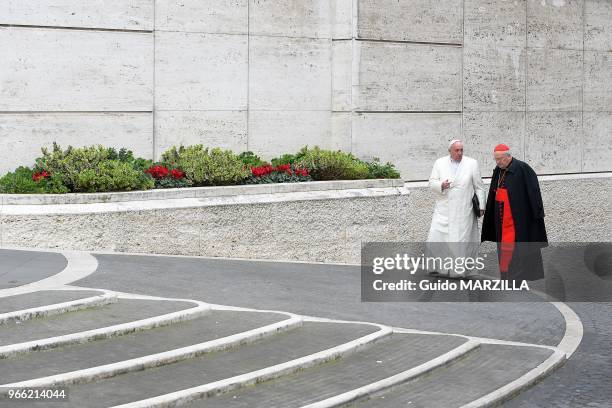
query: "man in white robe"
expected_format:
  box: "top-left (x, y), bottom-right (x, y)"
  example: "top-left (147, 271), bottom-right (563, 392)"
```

top-left (426, 140), bottom-right (486, 278)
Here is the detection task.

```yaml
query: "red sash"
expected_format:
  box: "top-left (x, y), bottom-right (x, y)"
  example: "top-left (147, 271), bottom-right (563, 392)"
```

top-left (495, 187), bottom-right (515, 273)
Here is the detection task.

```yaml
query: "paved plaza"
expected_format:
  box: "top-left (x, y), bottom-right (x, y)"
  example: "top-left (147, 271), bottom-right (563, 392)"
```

top-left (0, 248), bottom-right (609, 407)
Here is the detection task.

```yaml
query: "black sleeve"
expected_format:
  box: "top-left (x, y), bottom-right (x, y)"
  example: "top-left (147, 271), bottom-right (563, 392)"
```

top-left (481, 168), bottom-right (499, 242)
top-left (523, 163), bottom-right (545, 219)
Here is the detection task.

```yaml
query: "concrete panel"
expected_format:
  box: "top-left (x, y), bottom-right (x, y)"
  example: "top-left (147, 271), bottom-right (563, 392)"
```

top-left (464, 0), bottom-right (526, 47)
top-left (526, 111), bottom-right (582, 174)
top-left (249, 0), bottom-right (331, 38)
top-left (154, 0), bottom-right (247, 34)
top-left (0, 113), bottom-right (152, 175)
top-left (527, 0), bottom-right (584, 50)
top-left (154, 111), bottom-right (247, 159)
top-left (357, 0), bottom-right (463, 43)
top-left (526, 48), bottom-right (582, 111)
top-left (332, 40), bottom-right (353, 111)
top-left (248, 111), bottom-right (331, 159)
top-left (463, 45), bottom-right (526, 111)
top-left (352, 113), bottom-right (462, 181)
top-left (585, 0), bottom-right (612, 51)
top-left (249, 36), bottom-right (331, 110)
top-left (155, 32), bottom-right (248, 110)
top-left (583, 112), bottom-right (612, 172)
top-left (463, 111), bottom-right (526, 173)
top-left (332, 0), bottom-right (353, 39)
top-left (0, 0), bottom-right (153, 31)
top-left (584, 51), bottom-right (612, 111)
top-left (355, 42), bottom-right (462, 112)
top-left (0, 28), bottom-right (153, 111)
top-left (331, 112), bottom-right (352, 152)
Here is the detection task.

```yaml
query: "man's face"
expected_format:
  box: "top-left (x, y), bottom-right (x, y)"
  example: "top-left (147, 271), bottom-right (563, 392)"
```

top-left (449, 143), bottom-right (463, 161)
top-left (494, 152), bottom-right (512, 169)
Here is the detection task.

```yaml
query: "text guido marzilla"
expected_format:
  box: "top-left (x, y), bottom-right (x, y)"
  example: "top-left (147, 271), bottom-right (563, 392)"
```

top-left (372, 279), bottom-right (530, 291)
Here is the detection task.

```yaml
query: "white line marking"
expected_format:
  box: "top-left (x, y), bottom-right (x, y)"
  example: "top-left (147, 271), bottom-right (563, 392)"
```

top-left (1, 315), bottom-right (302, 389)
top-left (0, 251), bottom-right (98, 298)
top-left (0, 302), bottom-right (209, 358)
top-left (109, 327), bottom-right (393, 408)
top-left (300, 340), bottom-right (481, 408)
top-left (459, 350), bottom-right (567, 408)
top-left (3, 246), bottom-right (362, 266)
top-left (550, 301), bottom-right (583, 358)
top-left (0, 292), bottom-right (116, 325)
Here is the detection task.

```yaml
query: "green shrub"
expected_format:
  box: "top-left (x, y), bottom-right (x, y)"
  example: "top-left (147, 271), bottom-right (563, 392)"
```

top-left (366, 158), bottom-right (401, 179)
top-left (74, 160), bottom-right (154, 193)
top-left (1, 167), bottom-right (44, 194)
top-left (113, 148), bottom-right (153, 172)
top-left (237, 151), bottom-right (266, 168)
top-left (34, 143), bottom-right (111, 191)
top-left (161, 145), bottom-right (249, 186)
top-left (0, 166), bottom-right (69, 194)
top-left (270, 148), bottom-right (309, 167)
top-left (33, 143), bottom-right (154, 193)
top-left (295, 146), bottom-right (369, 181)
top-left (1, 143), bottom-right (402, 194)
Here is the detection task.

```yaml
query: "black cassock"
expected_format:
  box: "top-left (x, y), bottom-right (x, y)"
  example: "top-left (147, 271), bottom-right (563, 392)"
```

top-left (481, 158), bottom-right (548, 281)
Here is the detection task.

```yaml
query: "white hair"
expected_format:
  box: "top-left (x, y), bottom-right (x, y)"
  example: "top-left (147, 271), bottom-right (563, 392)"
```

top-left (448, 139), bottom-right (463, 150)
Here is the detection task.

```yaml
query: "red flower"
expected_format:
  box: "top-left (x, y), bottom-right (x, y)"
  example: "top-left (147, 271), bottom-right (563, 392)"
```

top-left (272, 163), bottom-right (292, 175)
top-left (294, 167), bottom-right (309, 177)
top-left (275, 164), bottom-right (291, 172)
top-left (32, 171), bottom-right (50, 182)
top-left (145, 165), bottom-right (169, 179)
top-left (170, 169), bottom-right (184, 179)
top-left (251, 164), bottom-right (274, 177)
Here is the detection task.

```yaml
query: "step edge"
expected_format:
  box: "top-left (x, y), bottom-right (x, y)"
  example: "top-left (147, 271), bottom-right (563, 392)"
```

top-left (109, 325), bottom-right (394, 408)
top-left (0, 292), bottom-right (117, 325)
top-left (0, 302), bottom-right (209, 358)
top-left (459, 349), bottom-right (567, 408)
top-left (0, 315), bottom-right (302, 389)
top-left (300, 338), bottom-right (481, 408)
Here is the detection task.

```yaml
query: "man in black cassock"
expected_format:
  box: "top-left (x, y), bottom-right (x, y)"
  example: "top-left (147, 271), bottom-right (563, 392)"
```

top-left (481, 144), bottom-right (548, 281)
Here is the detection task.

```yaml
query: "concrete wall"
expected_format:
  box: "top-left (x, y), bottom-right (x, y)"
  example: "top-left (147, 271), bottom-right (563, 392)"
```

top-left (1, 1), bottom-right (611, 180)
top-left (1, 175), bottom-right (609, 263)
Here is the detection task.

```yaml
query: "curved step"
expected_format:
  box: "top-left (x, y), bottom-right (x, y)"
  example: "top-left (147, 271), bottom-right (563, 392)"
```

top-left (301, 339), bottom-right (480, 408)
top-left (2, 313), bottom-right (301, 389)
top-left (460, 349), bottom-right (566, 408)
top-left (179, 333), bottom-right (478, 408)
top-left (0, 291), bottom-right (117, 325)
top-left (0, 300), bottom-right (209, 357)
top-left (348, 344), bottom-right (557, 408)
top-left (48, 322), bottom-right (388, 408)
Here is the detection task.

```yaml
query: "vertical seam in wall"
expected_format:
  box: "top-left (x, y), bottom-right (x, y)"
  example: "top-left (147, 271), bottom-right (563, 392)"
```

top-left (246, 0), bottom-right (251, 152)
top-left (329, 4), bottom-right (333, 148)
top-left (581, 0), bottom-right (585, 172)
top-left (524, 0), bottom-right (528, 161)
top-left (329, 0), bottom-right (335, 145)
top-left (350, 0), bottom-right (359, 154)
top-left (461, 0), bottom-right (465, 141)
top-left (0, 195), bottom-right (3, 248)
top-left (152, 1), bottom-right (157, 160)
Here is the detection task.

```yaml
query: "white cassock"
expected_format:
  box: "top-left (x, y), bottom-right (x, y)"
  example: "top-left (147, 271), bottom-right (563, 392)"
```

top-left (426, 155), bottom-right (486, 277)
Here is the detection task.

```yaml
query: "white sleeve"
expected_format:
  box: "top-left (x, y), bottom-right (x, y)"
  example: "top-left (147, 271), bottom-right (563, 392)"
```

top-left (428, 160), bottom-right (444, 195)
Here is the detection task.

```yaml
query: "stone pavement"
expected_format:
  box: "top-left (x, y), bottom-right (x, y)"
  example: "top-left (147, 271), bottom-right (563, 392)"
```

top-left (0, 248), bottom-right (604, 407)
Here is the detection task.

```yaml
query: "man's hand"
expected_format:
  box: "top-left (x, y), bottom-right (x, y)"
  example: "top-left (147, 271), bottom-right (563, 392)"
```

top-left (479, 210), bottom-right (485, 217)
top-left (441, 179), bottom-right (451, 191)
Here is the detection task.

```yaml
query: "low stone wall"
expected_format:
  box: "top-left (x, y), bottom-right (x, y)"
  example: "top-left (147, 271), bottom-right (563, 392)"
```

top-left (0, 175), bottom-right (610, 263)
